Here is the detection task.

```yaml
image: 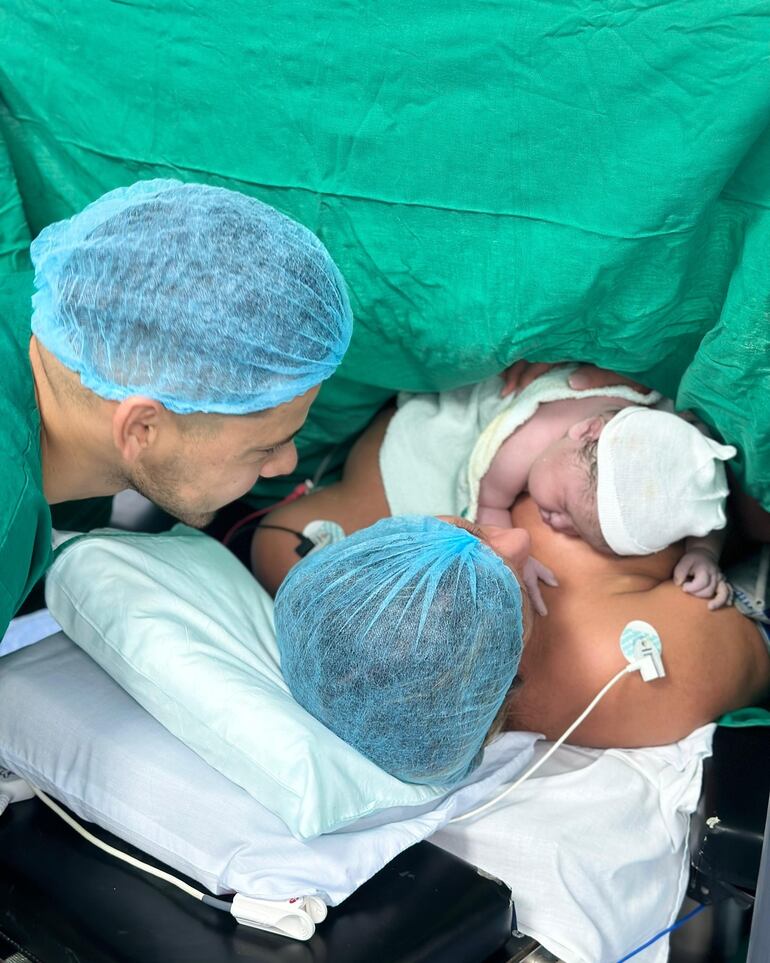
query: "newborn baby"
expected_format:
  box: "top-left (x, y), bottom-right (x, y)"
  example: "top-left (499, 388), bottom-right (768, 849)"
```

top-left (477, 394), bottom-right (736, 613)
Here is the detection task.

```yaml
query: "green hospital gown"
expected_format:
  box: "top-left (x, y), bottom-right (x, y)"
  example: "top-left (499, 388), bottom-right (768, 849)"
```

top-left (0, 302), bottom-right (52, 638)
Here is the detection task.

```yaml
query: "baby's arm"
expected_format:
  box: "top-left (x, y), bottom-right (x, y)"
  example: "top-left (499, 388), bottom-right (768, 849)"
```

top-left (476, 478), bottom-right (517, 528)
top-left (476, 434), bottom-right (530, 528)
top-left (476, 434), bottom-right (558, 616)
top-left (673, 530), bottom-right (732, 610)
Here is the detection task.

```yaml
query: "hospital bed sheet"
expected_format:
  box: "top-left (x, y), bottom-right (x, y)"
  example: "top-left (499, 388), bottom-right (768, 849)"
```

top-left (0, 608), bottom-right (61, 656)
top-left (434, 728), bottom-right (714, 963)
top-left (0, 633), bottom-right (539, 904)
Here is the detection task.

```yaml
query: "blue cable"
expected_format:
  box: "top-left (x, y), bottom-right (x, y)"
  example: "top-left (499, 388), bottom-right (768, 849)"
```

top-left (616, 904), bottom-right (706, 962)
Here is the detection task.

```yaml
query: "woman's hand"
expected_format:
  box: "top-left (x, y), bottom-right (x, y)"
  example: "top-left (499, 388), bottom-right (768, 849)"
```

top-left (522, 556), bottom-right (559, 617)
top-left (501, 360), bottom-right (652, 398)
top-left (501, 361), bottom-right (558, 397)
top-left (673, 548), bottom-right (733, 611)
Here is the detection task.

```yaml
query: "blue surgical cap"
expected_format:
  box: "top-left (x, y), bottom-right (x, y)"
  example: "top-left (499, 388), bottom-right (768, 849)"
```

top-left (274, 516), bottom-right (524, 787)
top-left (30, 179), bottom-right (353, 414)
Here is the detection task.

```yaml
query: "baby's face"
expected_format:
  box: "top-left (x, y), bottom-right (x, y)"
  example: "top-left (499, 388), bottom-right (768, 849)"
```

top-left (527, 437), bottom-right (605, 549)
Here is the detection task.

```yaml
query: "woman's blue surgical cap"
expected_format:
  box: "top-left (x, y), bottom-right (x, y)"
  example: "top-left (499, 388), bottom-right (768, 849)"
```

top-left (30, 179), bottom-right (353, 414)
top-left (274, 516), bottom-right (524, 788)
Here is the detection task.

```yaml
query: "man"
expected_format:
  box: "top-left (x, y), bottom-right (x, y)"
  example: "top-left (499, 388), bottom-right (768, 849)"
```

top-left (0, 178), bottom-right (353, 638)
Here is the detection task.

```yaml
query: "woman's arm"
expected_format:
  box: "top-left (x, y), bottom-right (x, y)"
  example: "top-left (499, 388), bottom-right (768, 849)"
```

top-left (251, 409), bottom-right (393, 594)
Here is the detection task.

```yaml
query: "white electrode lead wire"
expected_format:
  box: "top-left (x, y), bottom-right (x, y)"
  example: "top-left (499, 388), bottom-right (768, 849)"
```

top-left (452, 663), bottom-right (638, 824)
top-left (31, 785), bottom-right (209, 902)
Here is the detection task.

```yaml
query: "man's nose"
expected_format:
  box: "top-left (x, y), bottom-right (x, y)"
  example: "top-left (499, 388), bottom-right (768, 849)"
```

top-left (260, 442), bottom-right (299, 478)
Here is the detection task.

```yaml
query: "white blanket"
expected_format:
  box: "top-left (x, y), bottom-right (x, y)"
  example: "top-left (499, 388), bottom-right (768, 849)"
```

top-left (379, 366), bottom-right (657, 519)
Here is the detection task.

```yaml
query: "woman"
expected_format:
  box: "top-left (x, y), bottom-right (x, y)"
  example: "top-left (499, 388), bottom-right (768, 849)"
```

top-left (253, 408), bottom-right (770, 748)
top-left (273, 512), bottom-right (530, 785)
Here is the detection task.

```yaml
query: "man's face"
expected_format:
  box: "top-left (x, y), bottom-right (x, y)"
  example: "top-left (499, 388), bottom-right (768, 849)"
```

top-left (128, 387), bottom-right (319, 527)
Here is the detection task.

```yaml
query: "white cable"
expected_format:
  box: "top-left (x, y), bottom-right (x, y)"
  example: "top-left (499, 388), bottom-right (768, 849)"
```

top-left (31, 786), bottom-right (207, 902)
top-left (451, 662), bottom-right (639, 824)
top-left (29, 787), bottom-right (309, 931)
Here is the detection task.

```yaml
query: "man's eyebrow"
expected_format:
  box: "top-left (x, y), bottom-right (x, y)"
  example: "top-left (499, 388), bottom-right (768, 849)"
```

top-left (248, 427), bottom-right (302, 453)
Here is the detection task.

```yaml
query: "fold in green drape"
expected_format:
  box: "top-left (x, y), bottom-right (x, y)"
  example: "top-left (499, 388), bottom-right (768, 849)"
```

top-left (1, 1), bottom-right (769, 508)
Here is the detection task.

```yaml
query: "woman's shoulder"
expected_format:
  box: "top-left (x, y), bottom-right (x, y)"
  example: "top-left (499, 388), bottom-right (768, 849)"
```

top-left (512, 498), bottom-right (770, 745)
top-left (512, 495), bottom-right (679, 592)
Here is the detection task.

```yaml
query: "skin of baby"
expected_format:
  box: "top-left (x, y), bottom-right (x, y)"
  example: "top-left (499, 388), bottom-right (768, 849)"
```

top-left (476, 395), bottom-right (630, 545)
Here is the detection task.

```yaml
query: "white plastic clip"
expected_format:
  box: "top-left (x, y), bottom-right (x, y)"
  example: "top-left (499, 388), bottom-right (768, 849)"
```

top-left (230, 894), bottom-right (327, 940)
top-left (633, 638), bottom-right (666, 681)
top-left (619, 620), bottom-right (666, 682)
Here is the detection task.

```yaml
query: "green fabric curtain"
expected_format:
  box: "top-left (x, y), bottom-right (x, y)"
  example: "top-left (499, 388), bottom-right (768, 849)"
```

top-left (1, 1), bottom-right (769, 508)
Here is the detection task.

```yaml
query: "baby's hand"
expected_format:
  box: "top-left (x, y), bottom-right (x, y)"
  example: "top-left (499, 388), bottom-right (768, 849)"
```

top-left (522, 556), bottom-right (559, 617)
top-left (673, 549), bottom-right (733, 611)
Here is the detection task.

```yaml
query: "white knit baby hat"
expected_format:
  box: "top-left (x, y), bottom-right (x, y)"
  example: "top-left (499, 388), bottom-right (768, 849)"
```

top-left (596, 407), bottom-right (736, 556)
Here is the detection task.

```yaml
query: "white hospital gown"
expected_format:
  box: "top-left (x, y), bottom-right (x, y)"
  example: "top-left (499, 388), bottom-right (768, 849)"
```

top-left (434, 727), bottom-right (714, 963)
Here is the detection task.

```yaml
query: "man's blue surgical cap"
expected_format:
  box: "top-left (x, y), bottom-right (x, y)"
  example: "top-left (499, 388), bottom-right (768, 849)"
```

top-left (30, 179), bottom-right (353, 414)
top-left (274, 516), bottom-right (524, 787)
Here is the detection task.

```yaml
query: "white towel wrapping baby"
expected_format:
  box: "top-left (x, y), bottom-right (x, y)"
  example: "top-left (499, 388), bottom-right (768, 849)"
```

top-left (379, 366), bottom-right (658, 520)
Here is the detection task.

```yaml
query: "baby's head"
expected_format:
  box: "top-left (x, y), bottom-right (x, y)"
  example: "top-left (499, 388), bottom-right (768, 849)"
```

top-left (529, 406), bottom-right (736, 555)
top-left (594, 407), bottom-right (735, 555)
top-left (274, 515), bottom-right (525, 787)
top-left (526, 407), bottom-right (619, 552)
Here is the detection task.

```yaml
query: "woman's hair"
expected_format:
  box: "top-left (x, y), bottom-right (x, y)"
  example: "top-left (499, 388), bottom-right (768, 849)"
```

top-left (482, 582), bottom-right (535, 745)
top-left (274, 515), bottom-right (525, 787)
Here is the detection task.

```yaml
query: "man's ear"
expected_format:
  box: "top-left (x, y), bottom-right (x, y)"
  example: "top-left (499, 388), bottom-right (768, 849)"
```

top-left (567, 415), bottom-right (606, 443)
top-left (112, 396), bottom-right (165, 463)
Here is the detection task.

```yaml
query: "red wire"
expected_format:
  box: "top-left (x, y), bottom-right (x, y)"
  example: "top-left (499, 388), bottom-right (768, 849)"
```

top-left (222, 482), bottom-right (310, 547)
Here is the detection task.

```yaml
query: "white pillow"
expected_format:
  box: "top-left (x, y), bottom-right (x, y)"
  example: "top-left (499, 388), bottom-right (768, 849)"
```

top-left (46, 526), bottom-right (458, 838)
top-left (0, 634), bottom-right (538, 903)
